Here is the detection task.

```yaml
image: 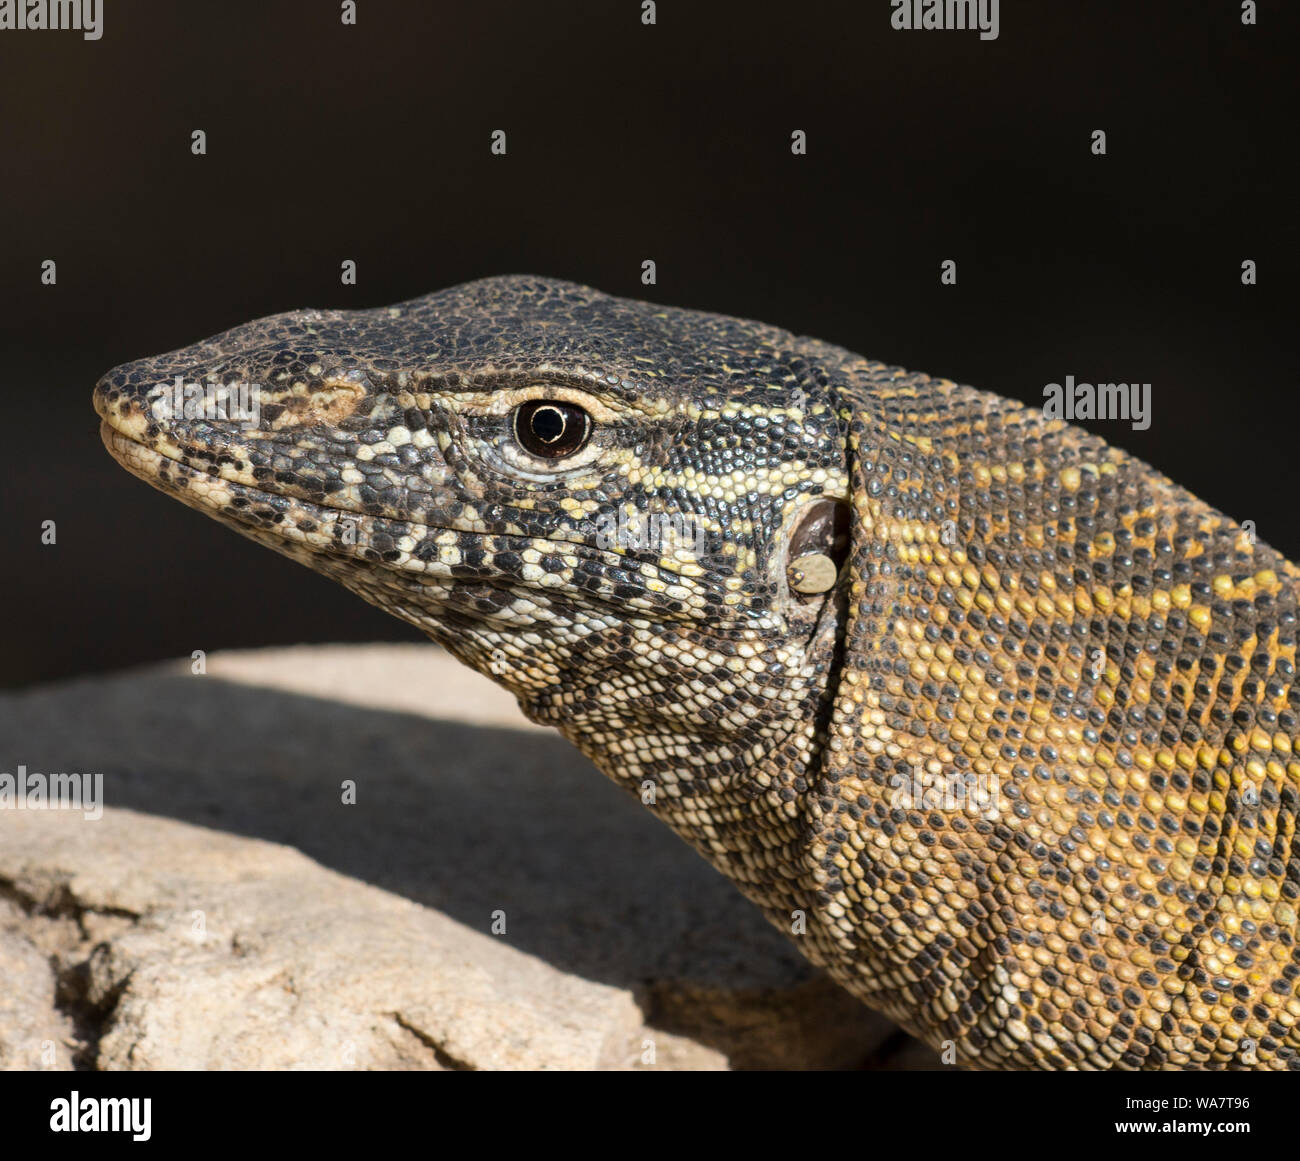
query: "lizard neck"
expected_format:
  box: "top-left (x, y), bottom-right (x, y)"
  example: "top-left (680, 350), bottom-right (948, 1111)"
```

top-left (488, 597), bottom-right (848, 923)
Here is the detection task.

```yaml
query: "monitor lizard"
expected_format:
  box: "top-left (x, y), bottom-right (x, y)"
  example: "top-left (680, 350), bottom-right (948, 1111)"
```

top-left (93, 275), bottom-right (1300, 1070)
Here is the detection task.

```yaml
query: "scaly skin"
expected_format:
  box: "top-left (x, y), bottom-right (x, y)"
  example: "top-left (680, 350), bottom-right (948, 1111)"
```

top-left (94, 276), bottom-right (1300, 1070)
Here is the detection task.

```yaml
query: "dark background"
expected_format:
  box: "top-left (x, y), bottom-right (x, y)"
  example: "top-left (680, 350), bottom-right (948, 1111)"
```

top-left (2, 0), bottom-right (1294, 688)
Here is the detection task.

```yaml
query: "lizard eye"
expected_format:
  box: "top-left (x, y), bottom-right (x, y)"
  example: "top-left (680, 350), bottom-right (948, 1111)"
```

top-left (512, 400), bottom-right (591, 459)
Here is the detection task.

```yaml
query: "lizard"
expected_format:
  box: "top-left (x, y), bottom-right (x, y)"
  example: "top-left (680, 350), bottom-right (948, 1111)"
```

top-left (93, 274), bottom-right (1300, 1070)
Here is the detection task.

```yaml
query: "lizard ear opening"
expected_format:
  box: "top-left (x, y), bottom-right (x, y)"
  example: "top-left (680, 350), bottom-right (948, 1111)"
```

top-left (785, 497), bottom-right (851, 600)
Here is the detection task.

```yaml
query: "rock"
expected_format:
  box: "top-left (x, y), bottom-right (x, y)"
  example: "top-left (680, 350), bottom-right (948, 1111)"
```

top-left (0, 644), bottom-right (917, 1069)
top-left (3, 808), bottom-right (666, 1069)
top-left (0, 905), bottom-right (77, 1071)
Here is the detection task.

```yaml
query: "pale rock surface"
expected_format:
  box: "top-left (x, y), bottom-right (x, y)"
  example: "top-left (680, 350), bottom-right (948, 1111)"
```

top-left (0, 644), bottom-right (938, 1070)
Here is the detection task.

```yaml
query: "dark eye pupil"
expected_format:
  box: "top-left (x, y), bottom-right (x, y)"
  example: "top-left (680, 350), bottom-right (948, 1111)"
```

top-left (514, 400), bottom-right (591, 459)
top-left (530, 406), bottom-right (566, 443)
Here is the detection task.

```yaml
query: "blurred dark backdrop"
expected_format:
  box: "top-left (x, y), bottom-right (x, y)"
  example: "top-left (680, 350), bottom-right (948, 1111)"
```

top-left (1, 0), bottom-right (1294, 687)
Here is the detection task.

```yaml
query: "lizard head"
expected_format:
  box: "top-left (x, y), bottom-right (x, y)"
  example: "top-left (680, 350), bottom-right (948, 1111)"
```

top-left (95, 275), bottom-right (860, 808)
top-left (95, 276), bottom-right (1300, 1067)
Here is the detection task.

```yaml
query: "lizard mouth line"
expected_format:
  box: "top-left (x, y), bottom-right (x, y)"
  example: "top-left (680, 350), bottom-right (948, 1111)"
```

top-left (100, 419), bottom-right (385, 528)
top-left (98, 419), bottom-right (528, 546)
top-left (97, 420), bottom-right (732, 602)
